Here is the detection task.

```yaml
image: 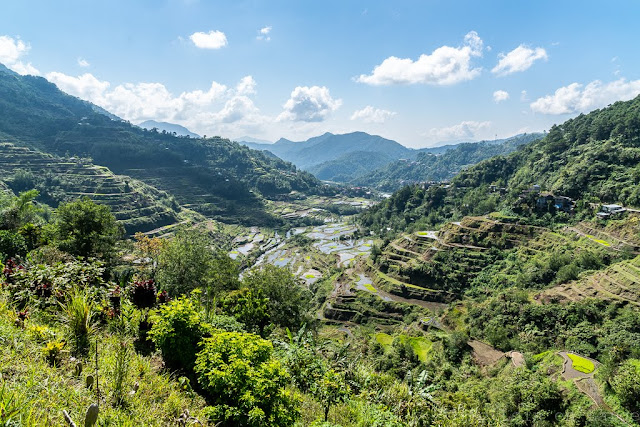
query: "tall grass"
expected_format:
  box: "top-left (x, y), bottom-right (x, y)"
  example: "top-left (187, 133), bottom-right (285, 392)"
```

top-left (111, 340), bottom-right (132, 406)
top-left (60, 288), bottom-right (95, 355)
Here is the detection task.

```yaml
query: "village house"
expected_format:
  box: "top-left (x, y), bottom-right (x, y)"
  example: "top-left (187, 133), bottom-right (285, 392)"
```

top-left (597, 204), bottom-right (626, 218)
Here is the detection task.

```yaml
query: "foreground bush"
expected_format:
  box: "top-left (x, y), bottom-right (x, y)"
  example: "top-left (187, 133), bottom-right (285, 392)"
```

top-left (148, 296), bottom-right (211, 372)
top-left (195, 331), bottom-right (300, 427)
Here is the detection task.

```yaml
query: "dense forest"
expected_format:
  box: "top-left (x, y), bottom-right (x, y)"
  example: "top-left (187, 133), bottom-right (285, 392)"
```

top-left (360, 96), bottom-right (640, 235)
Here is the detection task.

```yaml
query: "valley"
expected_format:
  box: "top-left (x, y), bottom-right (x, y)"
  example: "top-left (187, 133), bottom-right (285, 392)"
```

top-left (1, 19), bottom-right (640, 424)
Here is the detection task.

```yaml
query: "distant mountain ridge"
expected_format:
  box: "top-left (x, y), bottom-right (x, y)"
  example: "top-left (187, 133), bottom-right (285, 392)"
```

top-left (237, 131), bottom-right (543, 185)
top-left (237, 131), bottom-right (415, 171)
top-left (138, 120), bottom-right (200, 138)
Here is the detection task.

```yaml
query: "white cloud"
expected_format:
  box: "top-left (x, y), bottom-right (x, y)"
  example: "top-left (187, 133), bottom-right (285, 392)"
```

top-left (236, 75), bottom-right (256, 95)
top-left (350, 106), bottom-right (397, 123)
top-left (493, 90), bottom-right (509, 103)
top-left (492, 45), bottom-right (547, 76)
top-left (356, 31), bottom-right (483, 86)
top-left (426, 120), bottom-right (492, 142)
top-left (49, 71), bottom-right (270, 138)
top-left (46, 72), bottom-right (111, 101)
top-left (530, 78), bottom-right (640, 114)
top-left (77, 57), bottom-right (90, 67)
top-left (257, 26), bottom-right (272, 41)
top-left (0, 35), bottom-right (40, 75)
top-left (44, 71), bottom-right (272, 131)
top-left (277, 86), bottom-right (342, 122)
top-left (520, 90), bottom-right (528, 101)
top-left (215, 96), bottom-right (259, 123)
top-left (189, 30), bottom-right (227, 49)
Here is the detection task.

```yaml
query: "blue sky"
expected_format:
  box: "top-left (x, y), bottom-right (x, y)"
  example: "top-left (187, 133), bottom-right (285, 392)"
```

top-left (1, 0), bottom-right (640, 147)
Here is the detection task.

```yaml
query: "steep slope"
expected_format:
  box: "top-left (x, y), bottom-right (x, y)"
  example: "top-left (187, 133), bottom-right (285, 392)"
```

top-left (353, 133), bottom-right (543, 191)
top-left (0, 141), bottom-right (180, 234)
top-left (0, 64), bottom-right (322, 226)
top-left (454, 96), bottom-right (640, 203)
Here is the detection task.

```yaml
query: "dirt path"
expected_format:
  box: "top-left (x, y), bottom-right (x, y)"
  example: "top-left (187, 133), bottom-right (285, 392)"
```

top-left (507, 351), bottom-right (525, 367)
top-left (469, 340), bottom-right (505, 367)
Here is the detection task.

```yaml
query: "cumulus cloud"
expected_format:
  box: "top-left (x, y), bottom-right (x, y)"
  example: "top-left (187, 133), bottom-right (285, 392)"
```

top-left (77, 57), bottom-right (90, 67)
top-left (355, 31), bottom-right (483, 86)
top-left (277, 86), bottom-right (342, 122)
top-left (350, 106), bottom-right (397, 123)
top-left (530, 78), bottom-right (640, 114)
top-left (189, 30), bottom-right (228, 49)
top-left (236, 75), bottom-right (256, 95)
top-left (0, 35), bottom-right (40, 75)
top-left (427, 120), bottom-right (491, 142)
top-left (257, 26), bottom-right (272, 41)
top-left (493, 90), bottom-right (509, 103)
top-left (492, 45), bottom-right (547, 76)
top-left (44, 71), bottom-right (270, 136)
top-left (215, 96), bottom-right (259, 123)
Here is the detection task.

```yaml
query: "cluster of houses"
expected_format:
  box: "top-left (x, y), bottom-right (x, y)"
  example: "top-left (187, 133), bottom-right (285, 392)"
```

top-left (516, 184), bottom-right (632, 218)
top-left (517, 185), bottom-right (576, 213)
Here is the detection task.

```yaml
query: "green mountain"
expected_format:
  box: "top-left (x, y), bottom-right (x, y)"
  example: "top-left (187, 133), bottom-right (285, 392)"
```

top-left (238, 131), bottom-right (416, 171)
top-left (307, 151), bottom-right (395, 182)
top-left (353, 133), bottom-right (543, 191)
top-left (0, 63), bottom-right (322, 227)
top-left (0, 141), bottom-right (181, 234)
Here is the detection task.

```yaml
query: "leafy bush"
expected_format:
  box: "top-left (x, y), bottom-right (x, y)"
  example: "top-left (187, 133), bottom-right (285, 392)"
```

top-left (148, 296), bottom-right (211, 372)
top-left (221, 288), bottom-right (270, 336)
top-left (242, 265), bottom-right (312, 331)
top-left (195, 331), bottom-right (300, 427)
top-left (53, 197), bottom-right (122, 260)
top-left (0, 230), bottom-right (27, 261)
top-left (610, 359), bottom-right (640, 413)
top-left (156, 230), bottom-right (214, 296)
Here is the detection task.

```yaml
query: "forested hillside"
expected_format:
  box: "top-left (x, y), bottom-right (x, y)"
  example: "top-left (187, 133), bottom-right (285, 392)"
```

top-left (354, 133), bottom-right (543, 191)
top-left (0, 64), bottom-right (323, 227)
top-left (361, 96), bottom-right (640, 234)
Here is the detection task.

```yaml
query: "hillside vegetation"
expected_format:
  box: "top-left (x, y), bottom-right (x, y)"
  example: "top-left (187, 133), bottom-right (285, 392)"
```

top-left (0, 64), bottom-right (323, 227)
top-left (354, 133), bottom-right (543, 191)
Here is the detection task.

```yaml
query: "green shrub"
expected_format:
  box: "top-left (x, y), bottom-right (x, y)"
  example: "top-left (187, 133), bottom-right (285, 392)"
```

top-left (0, 230), bottom-right (27, 261)
top-left (195, 331), bottom-right (300, 427)
top-left (148, 296), bottom-right (211, 372)
top-left (610, 359), bottom-right (640, 412)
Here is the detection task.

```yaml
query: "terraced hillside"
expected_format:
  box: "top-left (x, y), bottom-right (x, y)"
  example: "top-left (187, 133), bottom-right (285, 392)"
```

top-left (538, 256), bottom-right (640, 306)
top-left (0, 64), bottom-right (323, 227)
top-left (0, 141), bottom-right (182, 234)
top-left (372, 216), bottom-right (541, 298)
